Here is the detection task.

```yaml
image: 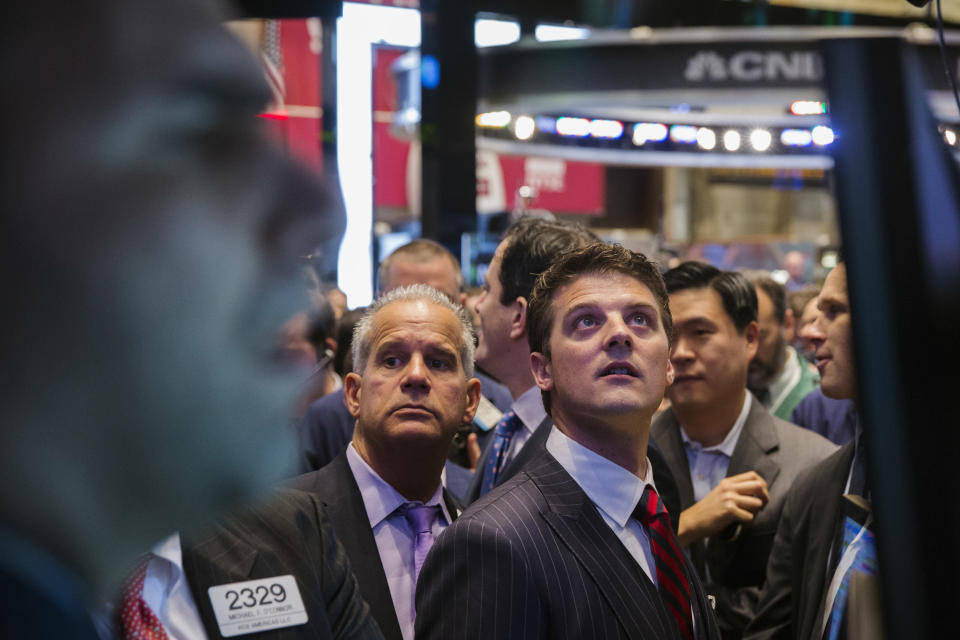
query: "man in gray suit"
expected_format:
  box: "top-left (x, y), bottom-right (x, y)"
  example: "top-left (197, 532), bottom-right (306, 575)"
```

top-left (292, 285), bottom-right (481, 640)
top-left (653, 262), bottom-right (835, 639)
top-left (417, 243), bottom-right (720, 640)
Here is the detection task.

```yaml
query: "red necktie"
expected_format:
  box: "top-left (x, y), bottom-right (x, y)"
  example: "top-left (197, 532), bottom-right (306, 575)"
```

top-left (635, 485), bottom-right (694, 640)
top-left (118, 556), bottom-right (169, 640)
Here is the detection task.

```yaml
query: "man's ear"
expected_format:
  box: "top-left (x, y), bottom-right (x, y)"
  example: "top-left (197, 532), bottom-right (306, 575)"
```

top-left (783, 308), bottom-right (796, 336)
top-left (461, 377), bottom-right (483, 425)
top-left (744, 320), bottom-right (760, 360)
top-left (665, 356), bottom-right (675, 387)
top-left (530, 351), bottom-right (554, 392)
top-left (343, 372), bottom-right (363, 418)
top-left (508, 297), bottom-right (528, 340)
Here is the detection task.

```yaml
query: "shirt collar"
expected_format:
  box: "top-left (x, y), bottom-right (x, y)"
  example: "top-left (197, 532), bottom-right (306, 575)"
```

top-left (680, 392), bottom-right (752, 457)
top-left (767, 346), bottom-right (803, 408)
top-left (512, 385), bottom-right (547, 434)
top-left (545, 426), bottom-right (655, 528)
top-left (345, 443), bottom-right (450, 527)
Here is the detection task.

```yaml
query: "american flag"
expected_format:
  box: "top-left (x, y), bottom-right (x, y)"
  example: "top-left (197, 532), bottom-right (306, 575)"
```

top-left (262, 20), bottom-right (286, 114)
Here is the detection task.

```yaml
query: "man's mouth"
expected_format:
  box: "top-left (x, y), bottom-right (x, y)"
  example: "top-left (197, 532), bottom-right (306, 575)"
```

top-left (599, 362), bottom-right (639, 378)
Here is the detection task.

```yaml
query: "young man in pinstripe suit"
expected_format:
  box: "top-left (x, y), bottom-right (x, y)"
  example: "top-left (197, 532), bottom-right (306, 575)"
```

top-left (416, 243), bottom-right (720, 640)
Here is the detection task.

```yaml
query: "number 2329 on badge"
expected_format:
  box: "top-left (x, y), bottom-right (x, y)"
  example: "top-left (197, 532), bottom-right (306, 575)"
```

top-left (208, 575), bottom-right (308, 637)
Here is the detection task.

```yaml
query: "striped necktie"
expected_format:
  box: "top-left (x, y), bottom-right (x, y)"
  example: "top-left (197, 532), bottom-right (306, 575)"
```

top-left (635, 485), bottom-right (694, 640)
top-left (479, 410), bottom-right (523, 494)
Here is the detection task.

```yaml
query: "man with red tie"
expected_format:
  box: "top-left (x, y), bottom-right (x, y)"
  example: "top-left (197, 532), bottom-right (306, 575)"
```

top-left (416, 243), bottom-right (720, 640)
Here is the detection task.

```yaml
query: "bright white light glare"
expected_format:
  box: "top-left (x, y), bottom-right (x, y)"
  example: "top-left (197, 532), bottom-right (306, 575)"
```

top-left (475, 18), bottom-right (521, 48)
top-left (555, 117), bottom-right (591, 137)
top-left (945, 129), bottom-right (957, 146)
top-left (696, 127), bottom-right (717, 150)
top-left (790, 100), bottom-right (827, 116)
top-left (632, 122), bottom-right (668, 145)
top-left (589, 119), bottom-right (624, 139)
top-left (670, 124), bottom-right (698, 144)
top-left (749, 128), bottom-right (772, 152)
top-left (534, 23), bottom-right (591, 42)
top-left (811, 125), bottom-right (835, 146)
top-left (475, 111), bottom-right (511, 128)
top-left (337, 3), bottom-right (421, 308)
top-left (723, 130), bottom-right (741, 151)
top-left (771, 269), bottom-right (790, 285)
top-left (780, 128), bottom-right (813, 147)
top-left (514, 115), bottom-right (536, 140)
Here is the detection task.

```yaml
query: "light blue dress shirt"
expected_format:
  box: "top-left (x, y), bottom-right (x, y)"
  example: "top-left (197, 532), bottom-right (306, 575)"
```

top-left (346, 444), bottom-right (450, 640)
top-left (680, 393), bottom-right (752, 503)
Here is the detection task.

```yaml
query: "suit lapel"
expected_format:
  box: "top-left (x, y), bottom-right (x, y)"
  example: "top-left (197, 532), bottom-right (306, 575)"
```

top-left (652, 411), bottom-right (695, 509)
top-left (182, 527), bottom-right (261, 638)
top-left (800, 444), bottom-right (855, 640)
top-left (311, 455), bottom-right (404, 640)
top-left (725, 397), bottom-right (781, 486)
top-left (528, 454), bottom-right (682, 640)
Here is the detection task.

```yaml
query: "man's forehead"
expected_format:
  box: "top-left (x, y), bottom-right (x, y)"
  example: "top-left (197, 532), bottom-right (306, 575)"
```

top-left (669, 286), bottom-right (723, 319)
top-left (553, 272), bottom-right (656, 310)
top-left (820, 265), bottom-right (849, 302)
top-left (370, 300), bottom-right (461, 347)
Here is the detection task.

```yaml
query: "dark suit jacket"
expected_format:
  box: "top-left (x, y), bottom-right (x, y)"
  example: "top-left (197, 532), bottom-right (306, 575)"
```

top-left (289, 452), bottom-right (461, 640)
top-left (743, 442), bottom-right (855, 640)
top-left (181, 489), bottom-right (382, 640)
top-left (416, 450), bottom-right (720, 639)
top-left (652, 396), bottom-right (837, 639)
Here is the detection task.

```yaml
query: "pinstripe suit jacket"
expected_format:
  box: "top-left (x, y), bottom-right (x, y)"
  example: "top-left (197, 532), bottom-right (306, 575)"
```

top-left (181, 488), bottom-right (383, 640)
top-left (415, 450), bottom-right (721, 640)
top-left (288, 452), bottom-right (462, 640)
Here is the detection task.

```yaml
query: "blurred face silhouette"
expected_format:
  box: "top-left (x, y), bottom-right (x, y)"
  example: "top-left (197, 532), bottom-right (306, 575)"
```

top-left (3, 0), bottom-right (338, 543)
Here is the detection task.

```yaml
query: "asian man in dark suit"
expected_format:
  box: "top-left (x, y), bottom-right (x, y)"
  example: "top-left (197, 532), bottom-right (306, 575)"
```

top-left (291, 285), bottom-right (481, 640)
top-left (652, 263), bottom-right (835, 639)
top-left (417, 243), bottom-right (720, 640)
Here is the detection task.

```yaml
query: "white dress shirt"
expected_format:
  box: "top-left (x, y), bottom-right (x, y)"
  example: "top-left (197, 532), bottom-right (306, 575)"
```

top-left (345, 443), bottom-right (451, 640)
top-left (504, 385), bottom-right (548, 466)
top-left (545, 426), bottom-right (658, 585)
top-left (680, 393), bottom-right (752, 503)
top-left (140, 533), bottom-right (208, 640)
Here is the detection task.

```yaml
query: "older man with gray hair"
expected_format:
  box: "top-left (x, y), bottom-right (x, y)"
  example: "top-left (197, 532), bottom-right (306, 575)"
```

top-left (290, 285), bottom-right (481, 640)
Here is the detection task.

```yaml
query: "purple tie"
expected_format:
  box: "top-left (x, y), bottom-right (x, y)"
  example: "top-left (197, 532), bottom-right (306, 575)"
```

top-left (403, 503), bottom-right (440, 580)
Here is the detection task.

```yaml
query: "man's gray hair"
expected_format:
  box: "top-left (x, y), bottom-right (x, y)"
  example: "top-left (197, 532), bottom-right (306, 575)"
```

top-left (352, 284), bottom-right (476, 378)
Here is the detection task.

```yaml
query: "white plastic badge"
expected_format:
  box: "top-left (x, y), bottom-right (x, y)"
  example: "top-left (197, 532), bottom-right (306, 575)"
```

top-left (208, 575), bottom-right (308, 637)
top-left (473, 395), bottom-right (503, 432)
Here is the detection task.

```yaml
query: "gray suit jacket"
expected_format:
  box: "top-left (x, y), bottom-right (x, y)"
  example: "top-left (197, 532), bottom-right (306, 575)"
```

top-left (651, 395), bottom-right (837, 639)
top-left (415, 450), bottom-right (721, 640)
top-left (288, 452), bottom-right (461, 640)
top-left (181, 489), bottom-right (383, 640)
top-left (743, 442), bottom-right (856, 640)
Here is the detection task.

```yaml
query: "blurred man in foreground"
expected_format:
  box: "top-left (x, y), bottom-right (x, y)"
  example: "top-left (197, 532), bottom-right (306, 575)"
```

top-left (0, 0), bottom-right (362, 636)
top-left (417, 244), bottom-right (720, 639)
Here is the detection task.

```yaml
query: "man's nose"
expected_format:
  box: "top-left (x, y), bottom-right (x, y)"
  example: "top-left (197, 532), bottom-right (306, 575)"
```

top-left (604, 316), bottom-right (633, 350)
top-left (671, 335), bottom-right (694, 363)
top-left (402, 354), bottom-right (430, 391)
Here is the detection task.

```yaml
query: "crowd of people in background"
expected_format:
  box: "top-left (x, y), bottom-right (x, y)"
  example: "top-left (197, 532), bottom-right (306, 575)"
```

top-left (2, 1), bottom-right (877, 638)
